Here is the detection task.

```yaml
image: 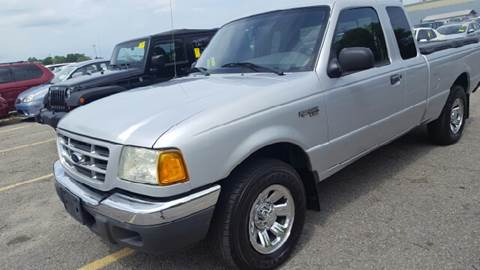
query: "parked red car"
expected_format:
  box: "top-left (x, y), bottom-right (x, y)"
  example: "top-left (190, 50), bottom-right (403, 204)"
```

top-left (0, 62), bottom-right (54, 118)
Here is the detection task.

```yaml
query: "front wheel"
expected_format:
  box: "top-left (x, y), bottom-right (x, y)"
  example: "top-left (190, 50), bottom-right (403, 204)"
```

top-left (210, 159), bottom-right (306, 270)
top-left (428, 86), bottom-right (467, 145)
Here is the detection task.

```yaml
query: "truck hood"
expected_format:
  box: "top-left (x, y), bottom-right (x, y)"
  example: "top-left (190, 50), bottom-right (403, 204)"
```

top-left (57, 68), bottom-right (143, 89)
top-left (58, 73), bottom-right (315, 147)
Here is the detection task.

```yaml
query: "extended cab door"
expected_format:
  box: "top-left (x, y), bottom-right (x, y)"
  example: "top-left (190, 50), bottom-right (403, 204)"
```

top-left (385, 6), bottom-right (429, 131)
top-left (322, 6), bottom-right (406, 167)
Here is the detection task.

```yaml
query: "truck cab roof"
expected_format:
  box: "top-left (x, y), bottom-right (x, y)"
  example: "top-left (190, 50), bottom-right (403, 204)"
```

top-left (120, 29), bottom-right (218, 44)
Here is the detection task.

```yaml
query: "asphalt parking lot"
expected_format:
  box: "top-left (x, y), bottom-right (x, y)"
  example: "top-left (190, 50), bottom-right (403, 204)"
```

top-left (1, 95), bottom-right (479, 270)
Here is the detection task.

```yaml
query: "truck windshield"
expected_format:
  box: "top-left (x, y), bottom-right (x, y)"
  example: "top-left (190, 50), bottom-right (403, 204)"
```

top-left (195, 6), bottom-right (330, 74)
top-left (437, 25), bottom-right (467, 35)
top-left (111, 39), bottom-right (148, 68)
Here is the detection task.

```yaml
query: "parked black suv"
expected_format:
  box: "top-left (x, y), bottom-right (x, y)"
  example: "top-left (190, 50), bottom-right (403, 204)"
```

top-left (39, 29), bottom-right (217, 127)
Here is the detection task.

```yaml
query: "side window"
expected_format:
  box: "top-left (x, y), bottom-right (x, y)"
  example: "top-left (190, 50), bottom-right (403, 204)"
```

top-left (151, 40), bottom-right (187, 64)
top-left (11, 65), bottom-right (43, 81)
top-left (332, 7), bottom-right (389, 68)
top-left (71, 65), bottom-right (98, 78)
top-left (192, 37), bottom-right (213, 59)
top-left (85, 64), bottom-right (99, 74)
top-left (386, 6), bottom-right (417, 60)
top-left (418, 30), bottom-right (428, 41)
top-left (0, 68), bottom-right (13, 83)
top-left (468, 23), bottom-right (474, 33)
top-left (99, 63), bottom-right (108, 71)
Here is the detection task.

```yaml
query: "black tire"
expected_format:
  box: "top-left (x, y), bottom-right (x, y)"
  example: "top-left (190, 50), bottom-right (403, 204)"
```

top-left (210, 158), bottom-right (306, 270)
top-left (428, 85), bottom-right (467, 145)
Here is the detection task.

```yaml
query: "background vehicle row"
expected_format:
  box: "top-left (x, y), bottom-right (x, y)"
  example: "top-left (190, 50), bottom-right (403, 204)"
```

top-left (0, 62), bottom-right (53, 118)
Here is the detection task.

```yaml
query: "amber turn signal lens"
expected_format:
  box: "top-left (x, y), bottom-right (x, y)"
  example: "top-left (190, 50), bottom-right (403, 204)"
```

top-left (157, 151), bottom-right (189, 185)
top-left (79, 97), bottom-right (86, 104)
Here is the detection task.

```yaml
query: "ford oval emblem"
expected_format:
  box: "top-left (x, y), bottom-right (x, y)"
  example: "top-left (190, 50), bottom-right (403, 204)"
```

top-left (71, 152), bottom-right (86, 164)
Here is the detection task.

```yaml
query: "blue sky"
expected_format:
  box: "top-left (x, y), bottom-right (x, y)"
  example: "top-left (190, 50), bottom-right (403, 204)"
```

top-left (0, 0), bottom-right (436, 62)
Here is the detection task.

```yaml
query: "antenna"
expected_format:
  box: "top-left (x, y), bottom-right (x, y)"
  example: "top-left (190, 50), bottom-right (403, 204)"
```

top-left (170, 0), bottom-right (177, 78)
top-left (92, 44), bottom-right (98, 59)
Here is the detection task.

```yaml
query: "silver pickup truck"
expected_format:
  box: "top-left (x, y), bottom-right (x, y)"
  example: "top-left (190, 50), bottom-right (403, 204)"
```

top-left (53, 1), bottom-right (480, 269)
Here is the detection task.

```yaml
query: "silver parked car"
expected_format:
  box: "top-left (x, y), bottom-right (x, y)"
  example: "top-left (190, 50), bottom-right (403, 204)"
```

top-left (15, 59), bottom-right (109, 118)
top-left (53, 1), bottom-right (480, 269)
top-left (436, 21), bottom-right (480, 40)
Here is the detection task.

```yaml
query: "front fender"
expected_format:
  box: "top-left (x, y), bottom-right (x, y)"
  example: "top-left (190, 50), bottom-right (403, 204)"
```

top-left (223, 125), bottom-right (310, 178)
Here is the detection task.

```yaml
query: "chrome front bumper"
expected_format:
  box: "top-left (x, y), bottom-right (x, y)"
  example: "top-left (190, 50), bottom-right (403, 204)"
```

top-left (53, 161), bottom-right (221, 226)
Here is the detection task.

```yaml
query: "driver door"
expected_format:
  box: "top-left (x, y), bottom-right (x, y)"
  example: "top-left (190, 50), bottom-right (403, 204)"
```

top-left (324, 7), bottom-right (405, 167)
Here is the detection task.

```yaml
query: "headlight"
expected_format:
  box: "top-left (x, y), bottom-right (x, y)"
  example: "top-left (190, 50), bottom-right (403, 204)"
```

top-left (22, 96), bottom-right (34, 103)
top-left (118, 147), bottom-right (189, 186)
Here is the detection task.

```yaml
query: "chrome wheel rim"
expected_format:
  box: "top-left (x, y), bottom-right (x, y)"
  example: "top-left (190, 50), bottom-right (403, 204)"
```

top-left (248, 184), bottom-right (295, 255)
top-left (450, 98), bottom-right (464, 134)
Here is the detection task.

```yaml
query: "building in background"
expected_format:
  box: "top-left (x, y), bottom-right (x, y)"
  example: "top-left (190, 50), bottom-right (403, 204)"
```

top-left (422, 9), bottom-right (477, 22)
top-left (406, 0), bottom-right (480, 25)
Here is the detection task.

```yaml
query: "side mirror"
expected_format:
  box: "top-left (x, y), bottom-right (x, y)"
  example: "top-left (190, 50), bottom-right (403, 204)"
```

top-left (468, 29), bottom-right (475, 34)
top-left (328, 47), bottom-right (375, 78)
top-left (151, 55), bottom-right (166, 69)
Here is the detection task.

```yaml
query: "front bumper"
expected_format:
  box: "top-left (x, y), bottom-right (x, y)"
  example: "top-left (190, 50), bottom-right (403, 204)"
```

top-left (15, 101), bottom-right (43, 118)
top-left (37, 109), bottom-right (66, 128)
top-left (53, 161), bottom-right (220, 253)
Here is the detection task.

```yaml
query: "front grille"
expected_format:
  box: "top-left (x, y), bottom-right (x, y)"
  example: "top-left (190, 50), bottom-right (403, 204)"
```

top-left (58, 134), bottom-right (110, 182)
top-left (49, 87), bottom-right (67, 111)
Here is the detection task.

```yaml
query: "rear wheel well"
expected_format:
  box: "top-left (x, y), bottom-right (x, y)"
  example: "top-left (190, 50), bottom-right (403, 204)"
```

top-left (234, 143), bottom-right (320, 211)
top-left (453, 73), bottom-right (470, 118)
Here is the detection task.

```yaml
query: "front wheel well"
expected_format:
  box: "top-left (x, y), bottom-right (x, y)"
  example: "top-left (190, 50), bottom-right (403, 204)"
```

top-left (230, 143), bottom-right (320, 211)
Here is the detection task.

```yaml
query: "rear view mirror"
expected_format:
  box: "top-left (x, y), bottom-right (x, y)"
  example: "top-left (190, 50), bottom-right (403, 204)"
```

top-left (328, 47), bottom-right (375, 78)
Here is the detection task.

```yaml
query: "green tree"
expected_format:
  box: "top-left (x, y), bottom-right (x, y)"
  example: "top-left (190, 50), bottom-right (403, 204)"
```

top-left (53, 56), bottom-right (67, 64)
top-left (29, 53), bottom-right (92, 65)
top-left (42, 57), bottom-right (53, 65)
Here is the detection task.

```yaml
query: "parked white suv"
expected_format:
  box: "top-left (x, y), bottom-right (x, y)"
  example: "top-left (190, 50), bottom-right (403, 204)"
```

top-left (414, 27), bottom-right (442, 42)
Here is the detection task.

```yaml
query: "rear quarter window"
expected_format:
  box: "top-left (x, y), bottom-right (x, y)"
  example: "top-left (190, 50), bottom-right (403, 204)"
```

top-left (11, 64), bottom-right (43, 81)
top-left (386, 7), bottom-right (417, 60)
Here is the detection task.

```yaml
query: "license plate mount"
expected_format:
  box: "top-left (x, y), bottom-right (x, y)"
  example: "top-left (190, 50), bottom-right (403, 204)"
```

top-left (59, 187), bottom-right (87, 225)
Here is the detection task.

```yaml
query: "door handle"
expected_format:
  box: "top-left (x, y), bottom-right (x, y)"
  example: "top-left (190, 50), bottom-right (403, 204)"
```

top-left (391, 74), bottom-right (402, 85)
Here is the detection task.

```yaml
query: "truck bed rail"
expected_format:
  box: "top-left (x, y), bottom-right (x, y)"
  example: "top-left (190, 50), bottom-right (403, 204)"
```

top-left (419, 37), bottom-right (479, 55)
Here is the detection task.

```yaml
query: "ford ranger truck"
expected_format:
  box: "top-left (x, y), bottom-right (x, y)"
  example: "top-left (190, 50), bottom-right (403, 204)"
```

top-left (39, 29), bottom-right (217, 128)
top-left (53, 1), bottom-right (480, 269)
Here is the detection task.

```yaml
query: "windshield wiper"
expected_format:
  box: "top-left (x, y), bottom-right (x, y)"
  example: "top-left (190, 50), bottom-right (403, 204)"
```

top-left (221, 62), bottom-right (285, 76)
top-left (190, 67), bottom-right (210, 76)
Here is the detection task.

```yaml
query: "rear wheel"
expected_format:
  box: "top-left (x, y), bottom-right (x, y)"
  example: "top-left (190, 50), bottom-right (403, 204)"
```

top-left (428, 85), bottom-right (467, 145)
top-left (210, 159), bottom-right (306, 270)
